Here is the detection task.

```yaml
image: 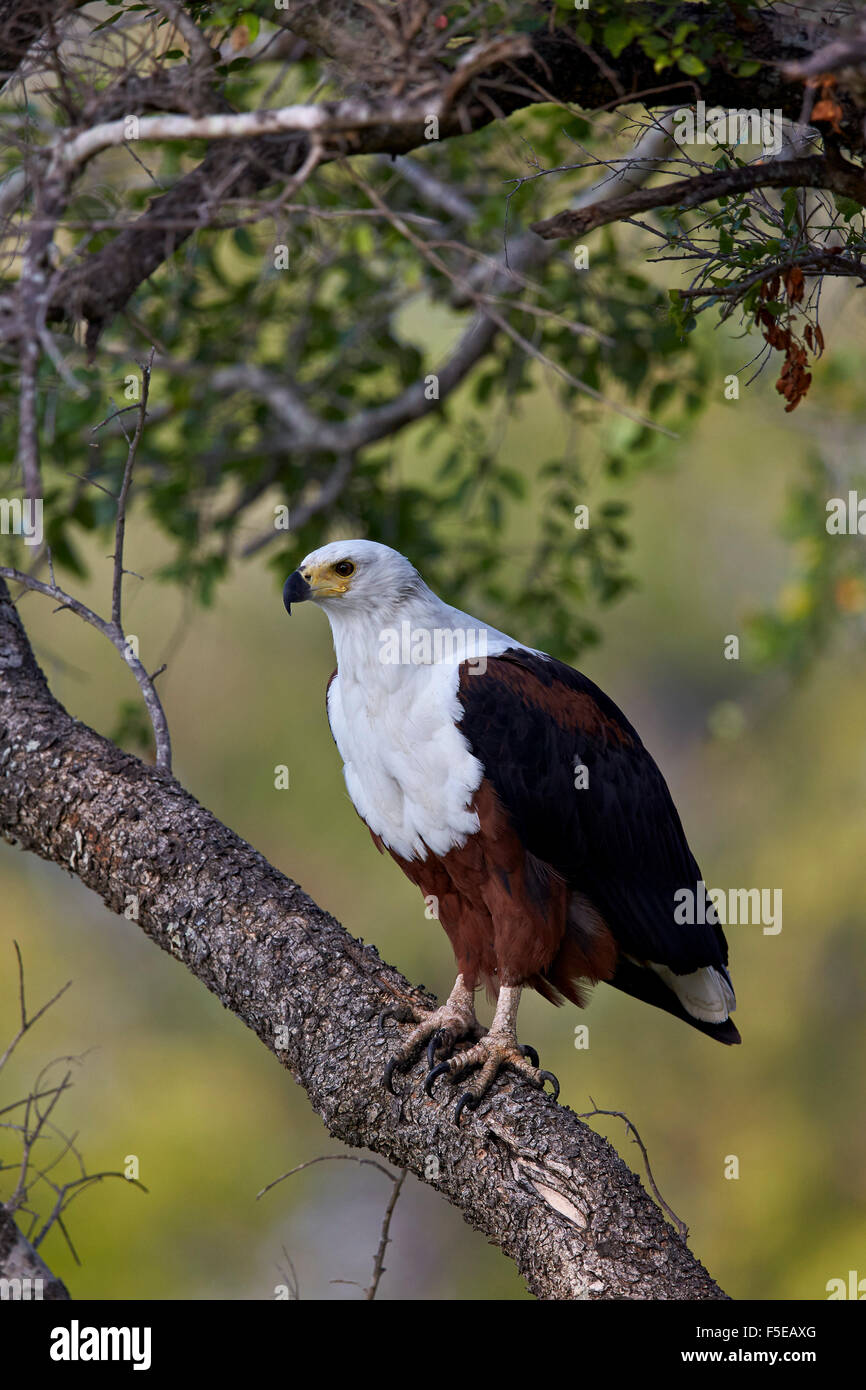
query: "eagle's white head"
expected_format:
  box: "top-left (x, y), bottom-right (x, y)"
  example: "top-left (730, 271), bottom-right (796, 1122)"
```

top-left (283, 539), bottom-right (427, 620)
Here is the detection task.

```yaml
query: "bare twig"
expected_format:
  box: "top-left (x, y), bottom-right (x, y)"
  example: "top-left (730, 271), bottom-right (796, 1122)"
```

top-left (2, 349), bottom-right (173, 766)
top-left (783, 28), bottom-right (866, 82)
top-left (2, 355), bottom-right (171, 769)
top-left (241, 455), bottom-right (354, 559)
top-left (0, 943), bottom-right (71, 1074)
top-left (0, 563), bottom-right (172, 770)
top-left (205, 117), bottom-right (678, 556)
top-left (441, 35), bottom-right (532, 113)
top-left (148, 0), bottom-right (214, 73)
top-left (257, 1152), bottom-right (406, 1301)
top-left (32, 1169), bottom-right (147, 1254)
top-left (256, 1152), bottom-right (397, 1201)
top-left (0, 940), bottom-right (147, 1283)
top-left (365, 1166), bottom-right (406, 1301)
top-left (387, 153), bottom-right (475, 224)
top-left (109, 347), bottom-right (154, 630)
top-left (344, 161), bottom-right (673, 434)
top-left (578, 1102), bottom-right (688, 1241)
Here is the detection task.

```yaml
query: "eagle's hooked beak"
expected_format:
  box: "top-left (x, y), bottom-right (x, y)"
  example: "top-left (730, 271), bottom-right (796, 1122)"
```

top-left (283, 570), bottom-right (312, 615)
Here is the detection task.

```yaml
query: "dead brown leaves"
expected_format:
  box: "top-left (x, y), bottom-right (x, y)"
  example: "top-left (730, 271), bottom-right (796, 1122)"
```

top-left (808, 73), bottom-right (844, 135)
top-left (755, 271), bottom-right (824, 412)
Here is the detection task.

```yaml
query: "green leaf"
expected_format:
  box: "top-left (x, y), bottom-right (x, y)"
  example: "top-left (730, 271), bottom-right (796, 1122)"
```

top-left (678, 53), bottom-right (707, 76)
top-left (602, 18), bottom-right (636, 58)
top-left (834, 196), bottom-right (862, 220)
top-left (232, 225), bottom-right (257, 256)
top-left (782, 187), bottom-right (800, 228)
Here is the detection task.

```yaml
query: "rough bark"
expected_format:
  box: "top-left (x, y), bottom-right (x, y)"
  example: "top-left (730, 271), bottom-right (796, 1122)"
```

top-left (0, 1204), bottom-right (70, 1300)
top-left (0, 578), bottom-right (728, 1300)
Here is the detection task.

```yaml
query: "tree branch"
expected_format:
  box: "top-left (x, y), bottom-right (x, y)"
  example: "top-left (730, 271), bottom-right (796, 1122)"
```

top-left (531, 154), bottom-right (866, 241)
top-left (0, 1204), bottom-right (69, 1299)
top-left (43, 3), bottom-right (822, 342)
top-left (110, 350), bottom-right (154, 631)
top-left (208, 118), bottom-right (678, 557)
top-left (0, 576), bottom-right (728, 1300)
top-left (0, 0), bottom-right (75, 85)
top-left (1, 363), bottom-right (173, 771)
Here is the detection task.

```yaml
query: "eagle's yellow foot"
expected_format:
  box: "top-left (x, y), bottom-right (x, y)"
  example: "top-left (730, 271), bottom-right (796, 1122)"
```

top-left (381, 975), bottom-right (479, 1094)
top-left (423, 984), bottom-right (559, 1121)
top-left (426, 1032), bottom-right (559, 1122)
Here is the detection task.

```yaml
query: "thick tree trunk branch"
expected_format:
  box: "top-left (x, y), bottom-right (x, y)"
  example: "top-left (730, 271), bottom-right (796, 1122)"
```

top-left (0, 577), bottom-right (728, 1300)
top-left (0, 1204), bottom-right (70, 1300)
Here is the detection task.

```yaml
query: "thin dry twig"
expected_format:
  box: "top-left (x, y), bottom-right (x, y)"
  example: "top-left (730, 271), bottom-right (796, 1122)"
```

top-left (578, 1101), bottom-right (688, 1241)
top-left (365, 1166), bottom-right (406, 1301)
top-left (0, 350), bottom-right (172, 769)
top-left (0, 943), bottom-right (72, 1075)
top-left (109, 348), bottom-right (154, 630)
top-left (257, 1152), bottom-right (407, 1301)
top-left (256, 1152), bottom-right (397, 1200)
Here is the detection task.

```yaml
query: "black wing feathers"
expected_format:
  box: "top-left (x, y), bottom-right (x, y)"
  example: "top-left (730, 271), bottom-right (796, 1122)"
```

top-left (457, 648), bottom-right (728, 974)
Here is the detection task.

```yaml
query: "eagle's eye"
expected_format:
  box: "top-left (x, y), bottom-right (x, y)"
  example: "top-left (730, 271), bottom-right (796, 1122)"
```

top-left (333, 560), bottom-right (355, 578)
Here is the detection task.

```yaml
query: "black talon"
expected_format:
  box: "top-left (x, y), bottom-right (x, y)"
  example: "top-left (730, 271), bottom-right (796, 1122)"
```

top-left (519, 1043), bottom-right (539, 1068)
top-left (424, 1060), bottom-right (452, 1097)
top-left (383, 1057), bottom-right (402, 1093)
top-left (538, 1070), bottom-right (560, 1101)
top-left (378, 1008), bottom-right (396, 1038)
top-left (426, 1029), bottom-right (445, 1070)
top-left (454, 1091), bottom-right (479, 1125)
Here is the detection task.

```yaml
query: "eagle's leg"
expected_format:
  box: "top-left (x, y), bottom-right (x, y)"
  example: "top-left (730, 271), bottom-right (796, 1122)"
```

top-left (382, 974), bottom-right (480, 1093)
top-left (426, 985), bottom-right (560, 1121)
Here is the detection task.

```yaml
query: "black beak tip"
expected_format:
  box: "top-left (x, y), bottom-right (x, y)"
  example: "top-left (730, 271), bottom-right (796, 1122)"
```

top-left (283, 570), bottom-right (311, 615)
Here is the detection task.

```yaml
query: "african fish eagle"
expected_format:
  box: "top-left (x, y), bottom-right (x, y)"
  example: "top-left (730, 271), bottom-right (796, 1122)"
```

top-left (283, 540), bottom-right (739, 1120)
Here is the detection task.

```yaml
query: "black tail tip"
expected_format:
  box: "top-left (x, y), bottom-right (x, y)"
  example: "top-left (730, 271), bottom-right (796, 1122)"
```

top-left (714, 1017), bottom-right (742, 1045)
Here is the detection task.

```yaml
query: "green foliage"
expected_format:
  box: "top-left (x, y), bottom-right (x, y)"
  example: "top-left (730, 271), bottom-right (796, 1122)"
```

top-left (0, 35), bottom-right (717, 663)
top-left (569, 0), bottom-right (764, 78)
top-left (2, 0), bottom-right (859, 668)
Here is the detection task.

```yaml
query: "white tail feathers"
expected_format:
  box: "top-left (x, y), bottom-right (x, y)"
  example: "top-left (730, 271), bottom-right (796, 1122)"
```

top-left (648, 962), bottom-right (736, 1024)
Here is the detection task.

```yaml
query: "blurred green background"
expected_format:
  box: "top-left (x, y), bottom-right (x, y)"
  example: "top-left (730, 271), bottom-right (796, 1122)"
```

top-left (2, 291), bottom-right (866, 1301)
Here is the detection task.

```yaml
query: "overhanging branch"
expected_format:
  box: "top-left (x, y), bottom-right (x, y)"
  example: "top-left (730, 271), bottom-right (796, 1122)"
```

top-left (40, 3), bottom-right (822, 342)
top-left (531, 154), bottom-right (866, 241)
